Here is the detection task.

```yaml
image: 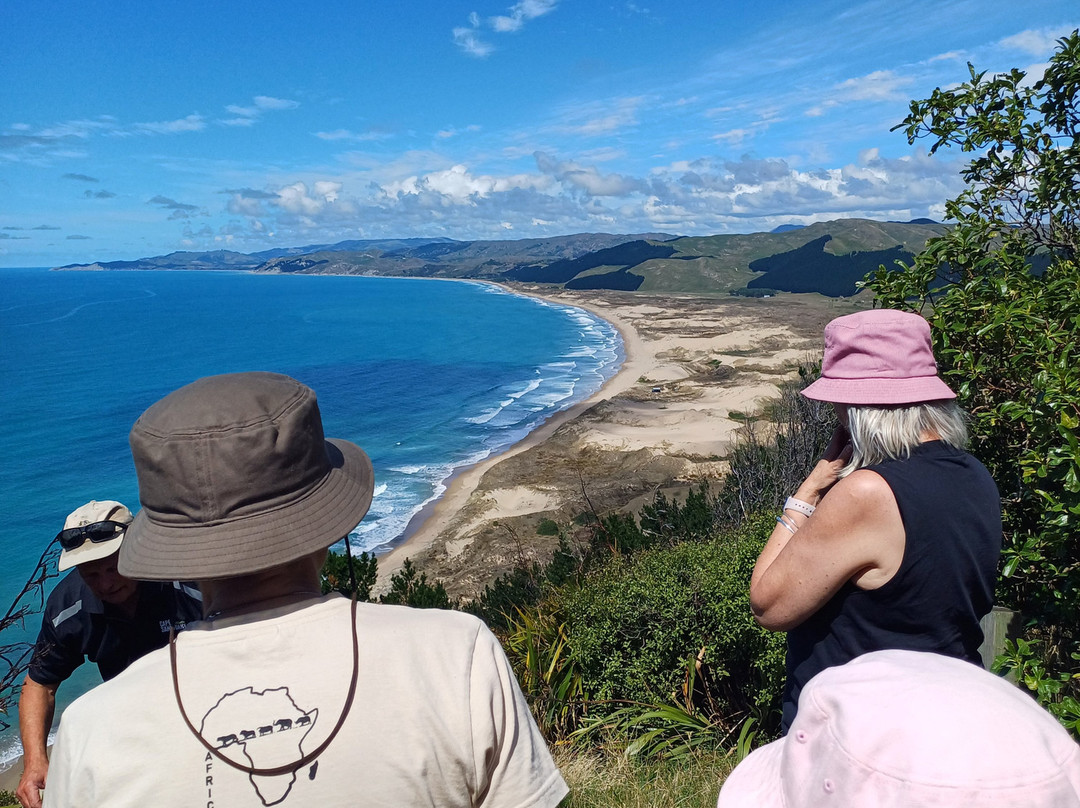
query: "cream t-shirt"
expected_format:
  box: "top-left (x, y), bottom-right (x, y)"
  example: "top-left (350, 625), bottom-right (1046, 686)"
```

top-left (44, 595), bottom-right (568, 808)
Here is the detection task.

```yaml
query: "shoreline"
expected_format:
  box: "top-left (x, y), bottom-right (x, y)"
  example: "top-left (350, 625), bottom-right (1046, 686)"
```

top-left (375, 285), bottom-right (642, 584)
top-left (375, 286), bottom-right (860, 597)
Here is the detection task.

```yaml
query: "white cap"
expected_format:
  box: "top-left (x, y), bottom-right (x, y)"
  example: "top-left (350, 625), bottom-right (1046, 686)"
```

top-left (57, 500), bottom-right (133, 572)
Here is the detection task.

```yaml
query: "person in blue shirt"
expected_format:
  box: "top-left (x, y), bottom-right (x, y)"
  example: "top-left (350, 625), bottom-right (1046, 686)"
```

top-left (15, 500), bottom-right (202, 808)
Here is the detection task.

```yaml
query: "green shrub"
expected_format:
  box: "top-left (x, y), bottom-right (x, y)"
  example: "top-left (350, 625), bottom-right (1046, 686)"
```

top-left (866, 31), bottom-right (1080, 733)
top-left (637, 485), bottom-right (718, 546)
top-left (537, 518), bottom-right (560, 536)
top-left (559, 514), bottom-right (786, 734)
top-left (469, 536), bottom-right (581, 630)
top-left (320, 551), bottom-right (454, 609)
top-left (502, 606), bottom-right (585, 739)
top-left (320, 548), bottom-right (378, 600)
top-left (381, 558), bottom-right (453, 609)
top-left (586, 484), bottom-right (723, 559)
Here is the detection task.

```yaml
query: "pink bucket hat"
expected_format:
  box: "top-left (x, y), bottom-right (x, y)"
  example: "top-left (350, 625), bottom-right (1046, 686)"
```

top-left (800, 309), bottom-right (955, 405)
top-left (717, 650), bottom-right (1080, 808)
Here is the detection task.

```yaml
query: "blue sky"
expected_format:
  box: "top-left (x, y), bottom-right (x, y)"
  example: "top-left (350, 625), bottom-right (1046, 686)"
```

top-left (2, 0), bottom-right (1076, 266)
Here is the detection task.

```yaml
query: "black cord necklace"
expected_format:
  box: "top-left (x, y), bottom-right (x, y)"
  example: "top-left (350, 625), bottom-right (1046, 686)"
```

top-left (170, 594), bottom-right (359, 777)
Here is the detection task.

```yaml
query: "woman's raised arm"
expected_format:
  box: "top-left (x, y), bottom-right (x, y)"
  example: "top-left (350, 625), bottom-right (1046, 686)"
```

top-left (749, 440), bottom-right (906, 631)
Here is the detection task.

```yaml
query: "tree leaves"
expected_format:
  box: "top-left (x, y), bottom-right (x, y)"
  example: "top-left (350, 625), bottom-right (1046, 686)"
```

top-left (867, 32), bottom-right (1080, 736)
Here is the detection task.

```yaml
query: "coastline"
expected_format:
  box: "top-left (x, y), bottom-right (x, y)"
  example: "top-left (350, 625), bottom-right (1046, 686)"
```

top-left (375, 286), bottom-right (864, 598)
top-left (374, 285), bottom-right (641, 585)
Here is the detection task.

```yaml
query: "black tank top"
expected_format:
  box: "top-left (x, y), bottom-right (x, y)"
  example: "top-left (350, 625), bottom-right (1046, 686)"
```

top-left (781, 440), bottom-right (1001, 731)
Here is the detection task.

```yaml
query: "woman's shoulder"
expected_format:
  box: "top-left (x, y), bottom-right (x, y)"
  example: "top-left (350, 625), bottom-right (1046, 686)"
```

top-left (836, 467), bottom-right (895, 501)
top-left (818, 469), bottom-right (902, 529)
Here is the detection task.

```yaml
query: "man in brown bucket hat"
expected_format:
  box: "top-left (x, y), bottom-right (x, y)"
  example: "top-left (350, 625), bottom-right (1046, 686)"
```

top-left (43, 372), bottom-right (568, 808)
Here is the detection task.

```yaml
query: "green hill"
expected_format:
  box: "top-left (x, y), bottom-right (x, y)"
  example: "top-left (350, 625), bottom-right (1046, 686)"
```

top-left (54, 218), bottom-right (947, 298)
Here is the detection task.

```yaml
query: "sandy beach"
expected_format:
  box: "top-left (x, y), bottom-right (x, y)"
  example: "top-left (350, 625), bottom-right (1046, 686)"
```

top-left (0, 762), bottom-right (16, 796)
top-left (375, 286), bottom-right (864, 598)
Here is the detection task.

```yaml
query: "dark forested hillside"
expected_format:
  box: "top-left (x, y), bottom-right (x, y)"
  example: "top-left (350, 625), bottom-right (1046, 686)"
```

top-left (745, 236), bottom-right (915, 296)
top-left (504, 241), bottom-right (677, 283)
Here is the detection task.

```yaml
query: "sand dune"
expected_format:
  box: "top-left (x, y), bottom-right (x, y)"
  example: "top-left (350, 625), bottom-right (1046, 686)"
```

top-left (375, 286), bottom-right (862, 598)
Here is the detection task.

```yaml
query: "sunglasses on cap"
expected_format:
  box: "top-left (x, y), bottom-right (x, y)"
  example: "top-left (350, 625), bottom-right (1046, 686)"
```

top-left (55, 520), bottom-right (128, 551)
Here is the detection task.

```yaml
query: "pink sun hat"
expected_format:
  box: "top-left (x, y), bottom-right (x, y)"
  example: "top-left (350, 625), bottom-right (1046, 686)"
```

top-left (800, 309), bottom-right (956, 405)
top-left (717, 650), bottom-right (1080, 808)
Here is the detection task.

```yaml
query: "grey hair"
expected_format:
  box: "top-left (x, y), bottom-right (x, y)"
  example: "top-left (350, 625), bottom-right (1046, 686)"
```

top-left (838, 399), bottom-right (968, 478)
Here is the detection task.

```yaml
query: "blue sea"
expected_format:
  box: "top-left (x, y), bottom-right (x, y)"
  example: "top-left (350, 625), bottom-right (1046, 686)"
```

top-left (0, 266), bottom-right (621, 764)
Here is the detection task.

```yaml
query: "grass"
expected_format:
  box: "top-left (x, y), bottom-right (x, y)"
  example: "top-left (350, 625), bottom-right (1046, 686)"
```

top-left (726, 411), bottom-right (755, 423)
top-left (555, 747), bottom-right (734, 808)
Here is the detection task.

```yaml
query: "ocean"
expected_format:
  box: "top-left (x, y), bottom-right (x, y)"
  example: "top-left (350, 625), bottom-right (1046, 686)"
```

top-left (0, 267), bottom-right (622, 764)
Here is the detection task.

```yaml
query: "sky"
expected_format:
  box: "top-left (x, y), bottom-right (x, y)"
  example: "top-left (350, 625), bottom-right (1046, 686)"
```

top-left (2, 0), bottom-right (1076, 267)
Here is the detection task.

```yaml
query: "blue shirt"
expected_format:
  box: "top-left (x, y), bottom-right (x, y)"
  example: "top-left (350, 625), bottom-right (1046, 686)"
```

top-left (28, 571), bottom-right (202, 685)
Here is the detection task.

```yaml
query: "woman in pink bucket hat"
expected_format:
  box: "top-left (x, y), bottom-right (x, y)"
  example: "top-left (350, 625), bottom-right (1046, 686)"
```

top-left (718, 650), bottom-right (1080, 807)
top-left (749, 308), bottom-right (1003, 732)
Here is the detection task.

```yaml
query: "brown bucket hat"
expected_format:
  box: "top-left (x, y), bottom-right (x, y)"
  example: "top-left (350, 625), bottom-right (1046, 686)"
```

top-left (119, 372), bottom-right (375, 581)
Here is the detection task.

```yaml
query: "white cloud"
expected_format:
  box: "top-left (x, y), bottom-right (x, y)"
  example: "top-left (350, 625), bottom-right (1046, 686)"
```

top-left (148, 194), bottom-right (203, 220)
top-left (833, 70), bottom-right (913, 102)
top-left (999, 27), bottom-right (1074, 57)
top-left (227, 193), bottom-right (264, 217)
top-left (576, 147), bottom-right (626, 163)
top-left (313, 181), bottom-right (340, 202)
top-left (219, 96), bottom-right (299, 126)
top-left (535, 152), bottom-right (644, 197)
top-left (926, 50), bottom-right (964, 64)
top-left (150, 134), bottom-right (968, 251)
top-left (253, 96), bottom-right (299, 111)
top-left (453, 25), bottom-right (494, 57)
top-left (712, 128), bottom-right (751, 145)
top-left (706, 104), bottom-right (781, 145)
top-left (490, 0), bottom-right (558, 32)
top-left (454, 0), bottom-right (557, 55)
top-left (135, 114), bottom-right (206, 134)
top-left (39, 119), bottom-right (118, 139)
top-left (805, 101), bottom-right (838, 117)
top-left (275, 181), bottom-right (343, 216)
top-left (436, 124), bottom-right (482, 139)
top-left (384, 163), bottom-right (550, 203)
top-left (554, 96), bottom-right (644, 136)
top-left (314, 128), bottom-right (394, 142)
top-left (173, 147), bottom-right (959, 251)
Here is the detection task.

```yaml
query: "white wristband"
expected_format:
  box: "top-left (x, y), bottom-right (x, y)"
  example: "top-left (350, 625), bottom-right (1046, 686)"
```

top-left (784, 496), bottom-right (816, 517)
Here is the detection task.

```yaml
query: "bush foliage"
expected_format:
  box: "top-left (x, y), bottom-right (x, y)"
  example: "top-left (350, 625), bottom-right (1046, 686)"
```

top-left (866, 31), bottom-right (1080, 732)
top-left (558, 514), bottom-right (785, 732)
top-left (478, 362), bottom-right (830, 753)
top-left (319, 552), bottom-right (452, 609)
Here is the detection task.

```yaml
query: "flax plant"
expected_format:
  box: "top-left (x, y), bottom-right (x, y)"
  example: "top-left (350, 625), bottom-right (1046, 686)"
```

top-left (502, 606), bottom-right (586, 739)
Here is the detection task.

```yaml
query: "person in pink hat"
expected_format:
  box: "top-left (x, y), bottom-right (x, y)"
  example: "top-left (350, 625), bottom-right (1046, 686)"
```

top-left (749, 308), bottom-right (1002, 732)
top-left (717, 649), bottom-right (1080, 807)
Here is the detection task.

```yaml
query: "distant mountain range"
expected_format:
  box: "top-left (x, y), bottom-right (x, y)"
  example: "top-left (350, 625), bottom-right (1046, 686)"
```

top-left (56, 218), bottom-right (947, 297)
